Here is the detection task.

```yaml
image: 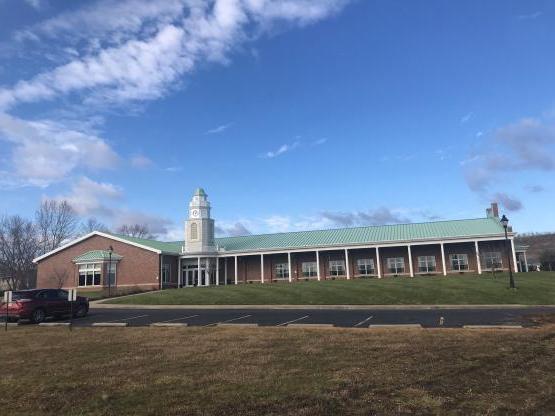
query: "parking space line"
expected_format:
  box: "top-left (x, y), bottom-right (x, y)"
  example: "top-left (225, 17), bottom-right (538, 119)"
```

top-left (354, 315), bottom-right (373, 327)
top-left (203, 314), bottom-right (252, 327)
top-left (158, 314), bottom-right (199, 324)
top-left (104, 314), bottom-right (149, 323)
top-left (276, 315), bottom-right (309, 327)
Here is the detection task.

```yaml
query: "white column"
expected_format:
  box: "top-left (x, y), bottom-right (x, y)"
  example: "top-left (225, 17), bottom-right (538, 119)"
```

top-left (177, 258), bottom-right (182, 288)
top-left (224, 258), bottom-right (228, 285)
top-left (197, 256), bottom-right (201, 286)
top-left (376, 247), bottom-right (381, 278)
top-left (205, 258), bottom-right (210, 286)
top-left (316, 250), bottom-right (321, 281)
top-left (440, 243), bottom-right (447, 276)
top-left (216, 258), bottom-right (220, 286)
top-left (288, 252), bottom-right (292, 283)
top-left (523, 251), bottom-right (529, 272)
top-left (345, 248), bottom-right (351, 279)
top-left (234, 256), bottom-right (238, 285)
top-left (475, 241), bottom-right (482, 275)
top-left (511, 238), bottom-right (518, 273)
top-left (261, 254), bottom-right (265, 283)
top-left (407, 245), bottom-right (414, 277)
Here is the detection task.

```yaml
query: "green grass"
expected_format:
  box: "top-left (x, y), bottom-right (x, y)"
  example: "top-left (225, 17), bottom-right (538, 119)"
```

top-left (105, 272), bottom-right (555, 305)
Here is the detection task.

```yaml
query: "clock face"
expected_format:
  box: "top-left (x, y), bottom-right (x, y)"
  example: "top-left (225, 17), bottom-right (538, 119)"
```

top-left (191, 209), bottom-right (200, 218)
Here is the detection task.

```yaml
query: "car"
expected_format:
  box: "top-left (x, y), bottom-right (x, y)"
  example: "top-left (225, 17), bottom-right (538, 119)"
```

top-left (0, 289), bottom-right (89, 324)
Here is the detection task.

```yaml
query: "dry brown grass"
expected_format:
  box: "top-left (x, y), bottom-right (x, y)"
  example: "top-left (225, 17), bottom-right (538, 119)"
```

top-left (1, 326), bottom-right (554, 415)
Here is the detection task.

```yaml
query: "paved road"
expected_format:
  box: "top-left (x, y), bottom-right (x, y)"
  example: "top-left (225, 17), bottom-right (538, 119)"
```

top-left (7, 306), bottom-right (554, 328)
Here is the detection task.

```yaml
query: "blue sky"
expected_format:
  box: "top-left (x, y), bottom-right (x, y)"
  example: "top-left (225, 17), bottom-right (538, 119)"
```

top-left (0, 0), bottom-right (554, 239)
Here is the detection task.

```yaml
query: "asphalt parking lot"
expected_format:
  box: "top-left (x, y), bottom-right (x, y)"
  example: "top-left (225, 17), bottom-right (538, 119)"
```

top-left (5, 306), bottom-right (553, 328)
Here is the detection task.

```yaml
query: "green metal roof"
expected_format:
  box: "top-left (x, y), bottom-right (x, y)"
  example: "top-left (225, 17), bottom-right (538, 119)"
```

top-left (108, 217), bottom-right (506, 255)
top-left (194, 188), bottom-right (207, 196)
top-left (213, 218), bottom-right (506, 252)
top-left (73, 250), bottom-right (123, 262)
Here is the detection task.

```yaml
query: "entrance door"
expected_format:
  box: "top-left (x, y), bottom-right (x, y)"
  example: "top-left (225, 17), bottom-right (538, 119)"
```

top-left (186, 269), bottom-right (199, 286)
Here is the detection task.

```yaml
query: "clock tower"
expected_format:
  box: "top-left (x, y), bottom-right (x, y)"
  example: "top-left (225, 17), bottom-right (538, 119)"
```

top-left (184, 188), bottom-right (216, 253)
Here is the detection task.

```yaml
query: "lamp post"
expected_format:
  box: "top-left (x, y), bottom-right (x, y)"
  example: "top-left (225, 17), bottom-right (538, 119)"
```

top-left (500, 215), bottom-right (516, 289)
top-left (107, 245), bottom-right (113, 297)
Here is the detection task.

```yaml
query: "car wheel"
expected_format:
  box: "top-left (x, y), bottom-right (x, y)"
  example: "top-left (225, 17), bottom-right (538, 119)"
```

top-left (74, 304), bottom-right (88, 318)
top-left (31, 308), bottom-right (46, 324)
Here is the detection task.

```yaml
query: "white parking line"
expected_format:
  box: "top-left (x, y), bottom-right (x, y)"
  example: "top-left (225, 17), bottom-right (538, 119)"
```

top-left (158, 314), bottom-right (199, 324)
top-left (204, 314), bottom-right (252, 327)
top-left (354, 315), bottom-right (373, 327)
top-left (104, 314), bottom-right (149, 323)
top-left (276, 315), bottom-right (309, 327)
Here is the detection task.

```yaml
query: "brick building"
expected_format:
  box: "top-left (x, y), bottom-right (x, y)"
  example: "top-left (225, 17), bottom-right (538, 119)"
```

top-left (34, 188), bottom-right (529, 291)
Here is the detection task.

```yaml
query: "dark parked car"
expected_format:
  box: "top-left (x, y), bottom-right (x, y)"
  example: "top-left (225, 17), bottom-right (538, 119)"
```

top-left (0, 289), bottom-right (89, 323)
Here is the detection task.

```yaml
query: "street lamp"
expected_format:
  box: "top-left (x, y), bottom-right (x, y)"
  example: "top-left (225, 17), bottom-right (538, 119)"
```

top-left (500, 215), bottom-right (516, 289)
top-left (107, 245), bottom-right (113, 297)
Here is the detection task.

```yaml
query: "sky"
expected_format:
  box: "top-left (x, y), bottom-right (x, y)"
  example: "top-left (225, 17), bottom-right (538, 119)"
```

top-left (0, 0), bottom-right (554, 240)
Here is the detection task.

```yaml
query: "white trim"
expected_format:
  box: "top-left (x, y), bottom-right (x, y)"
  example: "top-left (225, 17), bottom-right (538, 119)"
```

top-left (345, 248), bottom-right (350, 279)
top-left (33, 231), bottom-right (163, 263)
top-left (288, 252), bottom-right (292, 283)
top-left (407, 245), bottom-right (414, 277)
top-left (316, 250), bottom-right (321, 281)
top-left (440, 243), bottom-right (447, 276)
top-left (475, 241), bottom-right (482, 275)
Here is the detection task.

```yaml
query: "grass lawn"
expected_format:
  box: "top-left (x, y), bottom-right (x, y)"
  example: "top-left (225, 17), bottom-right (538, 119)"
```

top-left (1, 325), bottom-right (554, 415)
top-left (106, 272), bottom-right (555, 305)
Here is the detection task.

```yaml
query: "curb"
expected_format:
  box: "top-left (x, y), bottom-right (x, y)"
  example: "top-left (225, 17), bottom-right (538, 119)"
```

top-left (369, 324), bottom-right (423, 329)
top-left (216, 323), bottom-right (259, 327)
top-left (92, 322), bottom-right (128, 327)
top-left (3, 322), bottom-right (19, 327)
top-left (150, 323), bottom-right (188, 327)
top-left (91, 304), bottom-right (555, 310)
top-left (38, 322), bottom-right (71, 327)
top-left (462, 325), bottom-right (524, 329)
top-left (287, 323), bottom-right (335, 328)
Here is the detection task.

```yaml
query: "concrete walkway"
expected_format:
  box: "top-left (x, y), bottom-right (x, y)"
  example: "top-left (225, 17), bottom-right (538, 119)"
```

top-left (90, 303), bottom-right (555, 310)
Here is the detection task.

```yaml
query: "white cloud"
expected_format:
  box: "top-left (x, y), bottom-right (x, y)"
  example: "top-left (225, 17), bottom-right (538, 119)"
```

top-left (460, 112), bottom-right (473, 124)
top-left (2, 0), bottom-right (351, 111)
top-left (0, 113), bottom-right (119, 187)
top-left (262, 141), bottom-right (299, 158)
top-left (205, 122), bottom-right (233, 134)
top-left (517, 11), bottom-right (542, 20)
top-left (130, 154), bottom-right (153, 168)
top-left (312, 137), bottom-right (328, 146)
top-left (52, 176), bottom-right (122, 216)
top-left (24, 0), bottom-right (44, 10)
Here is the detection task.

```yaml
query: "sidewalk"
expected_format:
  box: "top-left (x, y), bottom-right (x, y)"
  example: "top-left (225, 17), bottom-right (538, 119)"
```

top-left (90, 303), bottom-right (555, 310)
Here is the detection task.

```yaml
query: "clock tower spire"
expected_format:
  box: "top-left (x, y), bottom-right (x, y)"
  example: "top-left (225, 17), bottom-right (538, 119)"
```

top-left (184, 188), bottom-right (216, 253)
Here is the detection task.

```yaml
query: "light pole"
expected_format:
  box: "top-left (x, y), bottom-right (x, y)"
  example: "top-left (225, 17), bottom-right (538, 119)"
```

top-left (500, 215), bottom-right (516, 289)
top-left (107, 245), bottom-right (113, 297)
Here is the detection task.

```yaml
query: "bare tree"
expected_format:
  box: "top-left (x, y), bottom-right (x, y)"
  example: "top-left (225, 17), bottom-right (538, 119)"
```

top-left (80, 217), bottom-right (109, 235)
top-left (116, 224), bottom-right (153, 239)
top-left (36, 200), bottom-right (78, 254)
top-left (49, 267), bottom-right (69, 289)
top-left (539, 249), bottom-right (555, 272)
top-left (0, 216), bottom-right (40, 290)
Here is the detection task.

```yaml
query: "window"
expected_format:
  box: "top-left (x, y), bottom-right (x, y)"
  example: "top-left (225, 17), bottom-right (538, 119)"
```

top-left (78, 263), bottom-right (101, 287)
top-left (275, 263), bottom-right (289, 279)
top-left (418, 256), bottom-right (436, 273)
top-left (190, 223), bottom-right (198, 240)
top-left (387, 257), bottom-right (405, 274)
top-left (482, 252), bottom-right (502, 269)
top-left (329, 260), bottom-right (345, 276)
top-left (357, 258), bottom-right (375, 275)
top-left (302, 262), bottom-right (318, 277)
top-left (162, 264), bottom-right (171, 283)
top-left (450, 254), bottom-right (469, 271)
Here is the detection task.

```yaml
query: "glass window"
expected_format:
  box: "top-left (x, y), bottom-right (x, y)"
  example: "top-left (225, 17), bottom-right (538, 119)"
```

top-left (302, 262), bottom-right (317, 277)
top-left (482, 252), bottom-right (502, 269)
top-left (450, 254), bottom-right (469, 271)
top-left (418, 256), bottom-right (436, 273)
top-left (78, 263), bottom-right (102, 287)
top-left (329, 260), bottom-right (345, 276)
top-left (275, 263), bottom-right (289, 279)
top-left (387, 257), bottom-right (405, 274)
top-left (162, 264), bottom-right (171, 282)
top-left (357, 258), bottom-right (375, 275)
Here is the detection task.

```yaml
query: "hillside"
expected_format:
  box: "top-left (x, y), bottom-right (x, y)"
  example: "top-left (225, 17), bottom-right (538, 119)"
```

top-left (516, 233), bottom-right (555, 263)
